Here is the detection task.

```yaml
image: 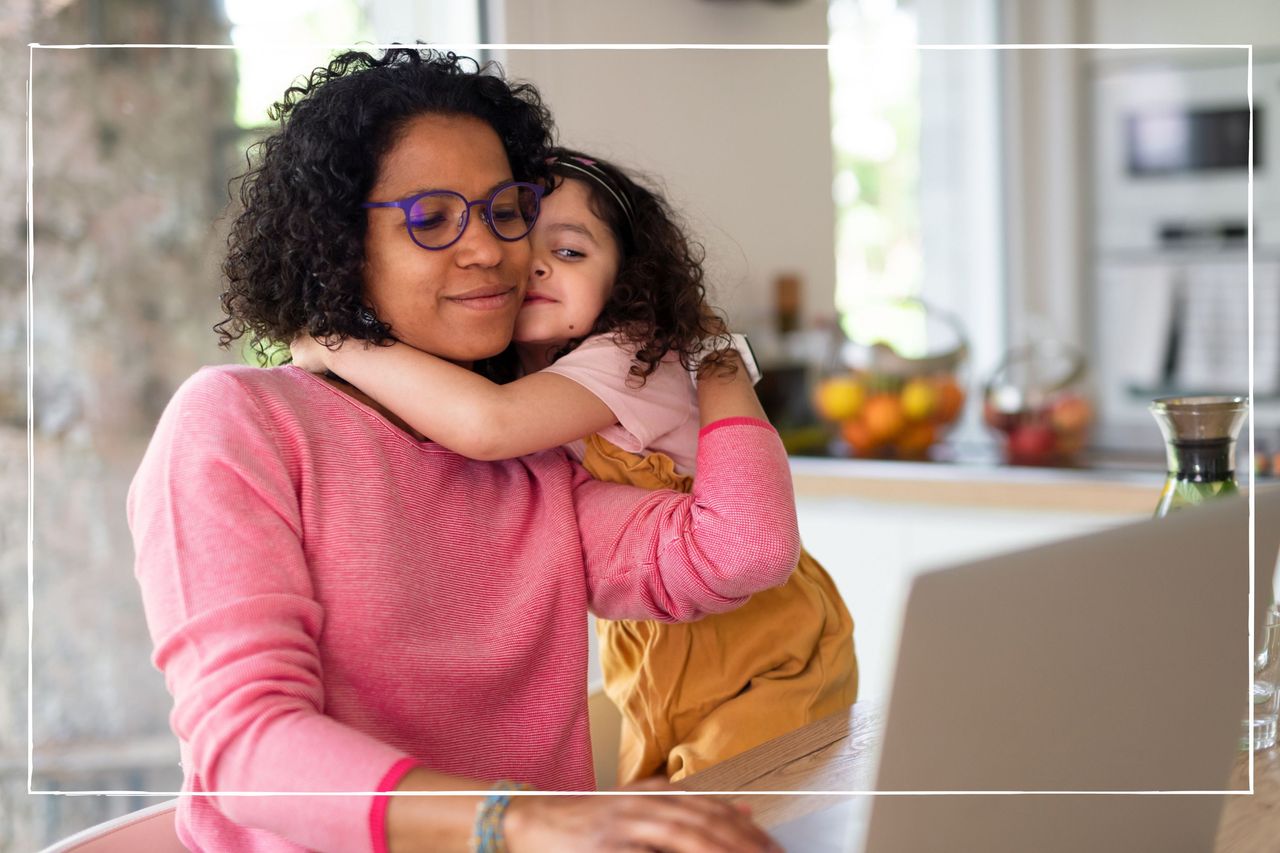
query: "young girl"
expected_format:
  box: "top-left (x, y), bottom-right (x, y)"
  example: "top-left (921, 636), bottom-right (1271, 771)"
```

top-left (292, 149), bottom-right (857, 783)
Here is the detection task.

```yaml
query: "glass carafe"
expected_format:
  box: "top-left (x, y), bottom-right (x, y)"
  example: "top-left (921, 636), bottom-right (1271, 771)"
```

top-left (1149, 396), bottom-right (1249, 518)
top-left (1249, 605), bottom-right (1280, 751)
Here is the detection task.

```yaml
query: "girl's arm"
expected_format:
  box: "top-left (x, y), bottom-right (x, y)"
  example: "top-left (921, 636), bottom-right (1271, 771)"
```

top-left (695, 349), bottom-right (768, 425)
top-left (574, 352), bottom-right (802, 623)
top-left (291, 336), bottom-right (617, 460)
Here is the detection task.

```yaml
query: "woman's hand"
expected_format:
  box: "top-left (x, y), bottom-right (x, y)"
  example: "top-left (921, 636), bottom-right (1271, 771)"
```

top-left (503, 776), bottom-right (782, 853)
top-left (289, 335), bottom-right (335, 374)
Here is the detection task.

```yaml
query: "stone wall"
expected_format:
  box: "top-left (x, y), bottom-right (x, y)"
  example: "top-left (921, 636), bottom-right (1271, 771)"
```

top-left (2, 1), bottom-right (239, 848)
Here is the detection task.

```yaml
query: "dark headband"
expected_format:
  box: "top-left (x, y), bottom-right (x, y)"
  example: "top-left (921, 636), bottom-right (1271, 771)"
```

top-left (548, 155), bottom-right (636, 231)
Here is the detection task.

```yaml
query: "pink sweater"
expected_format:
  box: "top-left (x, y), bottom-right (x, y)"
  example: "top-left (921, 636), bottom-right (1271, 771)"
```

top-left (127, 365), bottom-right (800, 853)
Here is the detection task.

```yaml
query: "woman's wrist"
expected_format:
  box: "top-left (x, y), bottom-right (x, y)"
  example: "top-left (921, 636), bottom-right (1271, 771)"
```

top-left (383, 767), bottom-right (491, 853)
top-left (471, 781), bottom-right (534, 852)
top-left (496, 794), bottom-right (535, 853)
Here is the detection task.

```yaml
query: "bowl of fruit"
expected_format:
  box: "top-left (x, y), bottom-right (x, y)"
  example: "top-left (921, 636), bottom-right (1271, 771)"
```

top-left (812, 298), bottom-right (968, 459)
top-left (982, 340), bottom-right (1093, 466)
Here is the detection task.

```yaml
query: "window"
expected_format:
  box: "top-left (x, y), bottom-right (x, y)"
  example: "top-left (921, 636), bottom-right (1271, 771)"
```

top-left (828, 0), bottom-right (1004, 442)
top-left (828, 0), bottom-right (922, 352)
top-left (225, 0), bottom-right (376, 128)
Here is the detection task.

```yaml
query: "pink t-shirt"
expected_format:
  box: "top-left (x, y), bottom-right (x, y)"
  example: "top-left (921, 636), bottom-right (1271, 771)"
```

top-left (127, 364), bottom-right (799, 853)
top-left (542, 334), bottom-right (700, 474)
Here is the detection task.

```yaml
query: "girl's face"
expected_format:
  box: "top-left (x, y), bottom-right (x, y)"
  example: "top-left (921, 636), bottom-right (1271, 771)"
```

top-left (513, 178), bottom-right (620, 349)
top-left (362, 113), bottom-right (530, 365)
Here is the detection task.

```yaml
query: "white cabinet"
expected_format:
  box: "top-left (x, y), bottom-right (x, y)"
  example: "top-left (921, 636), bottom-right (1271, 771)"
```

top-left (795, 496), bottom-right (1140, 702)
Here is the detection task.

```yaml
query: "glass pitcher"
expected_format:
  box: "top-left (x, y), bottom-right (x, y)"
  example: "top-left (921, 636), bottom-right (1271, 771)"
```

top-left (1250, 605), bottom-right (1280, 751)
top-left (1148, 396), bottom-right (1249, 518)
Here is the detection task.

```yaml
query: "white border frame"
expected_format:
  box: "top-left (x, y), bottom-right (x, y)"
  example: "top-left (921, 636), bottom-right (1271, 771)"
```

top-left (25, 41), bottom-right (1259, 803)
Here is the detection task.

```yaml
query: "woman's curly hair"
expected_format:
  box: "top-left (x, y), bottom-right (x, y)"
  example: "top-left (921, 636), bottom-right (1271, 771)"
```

top-left (547, 149), bottom-right (733, 383)
top-left (216, 47), bottom-right (555, 364)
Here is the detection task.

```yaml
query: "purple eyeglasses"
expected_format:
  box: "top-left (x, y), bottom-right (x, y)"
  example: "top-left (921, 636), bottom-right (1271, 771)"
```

top-left (362, 181), bottom-right (544, 250)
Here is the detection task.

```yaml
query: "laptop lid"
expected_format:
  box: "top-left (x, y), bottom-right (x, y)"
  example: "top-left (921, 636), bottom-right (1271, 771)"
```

top-left (860, 486), bottom-right (1280, 853)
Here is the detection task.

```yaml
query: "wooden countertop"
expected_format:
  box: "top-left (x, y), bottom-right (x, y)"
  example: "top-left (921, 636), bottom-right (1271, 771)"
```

top-left (677, 703), bottom-right (1277, 850)
top-left (789, 456), bottom-right (1169, 515)
top-left (1217, 744), bottom-right (1280, 852)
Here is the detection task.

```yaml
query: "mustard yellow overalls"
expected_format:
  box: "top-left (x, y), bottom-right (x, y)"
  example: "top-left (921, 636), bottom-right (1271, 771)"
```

top-left (583, 433), bottom-right (859, 783)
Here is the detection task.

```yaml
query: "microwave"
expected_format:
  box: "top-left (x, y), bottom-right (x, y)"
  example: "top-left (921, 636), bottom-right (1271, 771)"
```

top-left (1093, 58), bottom-right (1279, 254)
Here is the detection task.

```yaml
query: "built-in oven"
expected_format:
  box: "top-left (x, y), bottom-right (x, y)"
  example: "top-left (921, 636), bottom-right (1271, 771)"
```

top-left (1091, 56), bottom-right (1280, 452)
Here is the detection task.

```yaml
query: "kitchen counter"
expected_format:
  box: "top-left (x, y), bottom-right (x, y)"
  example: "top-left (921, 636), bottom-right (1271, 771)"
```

top-left (790, 434), bottom-right (1277, 513)
top-left (788, 446), bottom-right (1166, 514)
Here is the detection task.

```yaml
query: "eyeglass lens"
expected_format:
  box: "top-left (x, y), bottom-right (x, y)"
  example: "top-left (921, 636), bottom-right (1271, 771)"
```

top-left (407, 184), bottom-right (539, 248)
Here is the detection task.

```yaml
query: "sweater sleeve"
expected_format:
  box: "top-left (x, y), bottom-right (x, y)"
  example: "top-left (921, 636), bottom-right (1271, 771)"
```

top-left (574, 417), bottom-right (802, 621)
top-left (126, 369), bottom-right (416, 853)
top-left (541, 334), bottom-right (691, 452)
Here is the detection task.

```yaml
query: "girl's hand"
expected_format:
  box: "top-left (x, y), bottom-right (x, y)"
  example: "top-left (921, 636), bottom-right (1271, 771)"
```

top-left (503, 777), bottom-right (782, 853)
top-left (289, 335), bottom-right (335, 374)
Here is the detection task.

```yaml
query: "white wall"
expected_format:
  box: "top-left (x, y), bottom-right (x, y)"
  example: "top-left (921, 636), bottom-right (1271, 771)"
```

top-left (493, 0), bottom-right (837, 334)
top-left (997, 0), bottom-right (1091, 356)
top-left (1086, 0), bottom-right (1280, 46)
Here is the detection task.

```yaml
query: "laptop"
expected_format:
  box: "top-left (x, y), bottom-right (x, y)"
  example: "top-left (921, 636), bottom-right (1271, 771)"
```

top-left (771, 486), bottom-right (1280, 853)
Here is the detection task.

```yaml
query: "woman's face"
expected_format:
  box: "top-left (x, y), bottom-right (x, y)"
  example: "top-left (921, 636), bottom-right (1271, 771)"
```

top-left (362, 113), bottom-right (530, 364)
top-left (513, 178), bottom-right (620, 349)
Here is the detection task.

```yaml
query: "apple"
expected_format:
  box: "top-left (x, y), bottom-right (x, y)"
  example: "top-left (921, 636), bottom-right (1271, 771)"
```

top-left (1049, 394), bottom-right (1093, 436)
top-left (1007, 423), bottom-right (1057, 464)
top-left (1055, 429), bottom-right (1088, 456)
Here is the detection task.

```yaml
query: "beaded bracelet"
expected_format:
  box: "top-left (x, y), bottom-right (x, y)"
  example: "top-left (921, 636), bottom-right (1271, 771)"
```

top-left (471, 780), bottom-right (534, 853)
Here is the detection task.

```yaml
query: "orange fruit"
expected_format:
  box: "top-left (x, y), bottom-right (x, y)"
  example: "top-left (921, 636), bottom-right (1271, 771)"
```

top-left (861, 394), bottom-right (906, 443)
top-left (895, 421), bottom-right (936, 457)
top-left (840, 419), bottom-right (879, 456)
top-left (932, 377), bottom-right (965, 424)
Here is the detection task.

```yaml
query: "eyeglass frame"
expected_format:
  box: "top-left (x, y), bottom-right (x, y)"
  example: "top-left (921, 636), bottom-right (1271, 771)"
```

top-left (362, 181), bottom-right (545, 251)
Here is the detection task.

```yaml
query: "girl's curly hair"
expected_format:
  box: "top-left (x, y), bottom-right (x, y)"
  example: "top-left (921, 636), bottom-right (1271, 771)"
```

top-left (547, 149), bottom-right (733, 383)
top-left (216, 47), bottom-right (555, 364)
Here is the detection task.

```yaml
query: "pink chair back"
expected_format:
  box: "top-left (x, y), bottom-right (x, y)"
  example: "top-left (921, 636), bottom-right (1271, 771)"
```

top-left (39, 799), bottom-right (185, 853)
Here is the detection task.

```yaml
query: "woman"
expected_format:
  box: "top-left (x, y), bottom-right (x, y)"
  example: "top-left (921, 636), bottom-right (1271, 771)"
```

top-left (128, 48), bottom-right (796, 853)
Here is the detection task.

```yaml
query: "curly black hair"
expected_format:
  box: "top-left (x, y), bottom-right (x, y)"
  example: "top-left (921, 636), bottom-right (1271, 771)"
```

top-left (546, 148), bottom-right (733, 383)
top-left (215, 47), bottom-right (555, 364)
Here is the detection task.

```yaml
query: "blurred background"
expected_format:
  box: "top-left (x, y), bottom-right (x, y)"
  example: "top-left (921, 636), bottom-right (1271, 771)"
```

top-left (4, 0), bottom-right (1280, 847)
